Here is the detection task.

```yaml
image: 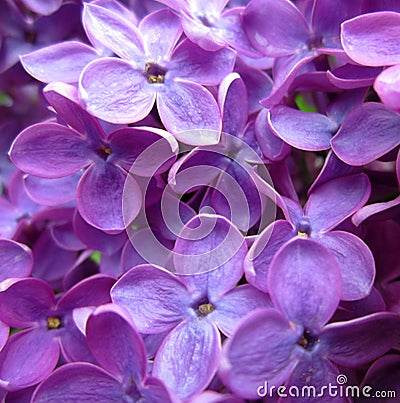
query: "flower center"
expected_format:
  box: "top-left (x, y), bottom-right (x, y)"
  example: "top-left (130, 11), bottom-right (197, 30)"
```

top-left (198, 303), bottom-right (215, 316)
top-left (297, 217), bottom-right (312, 237)
top-left (297, 330), bottom-right (320, 351)
top-left (95, 144), bottom-right (112, 160)
top-left (47, 316), bottom-right (62, 330)
top-left (144, 62), bottom-right (166, 84)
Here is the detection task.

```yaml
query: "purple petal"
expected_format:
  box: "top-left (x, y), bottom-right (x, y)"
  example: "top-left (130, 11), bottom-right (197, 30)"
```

top-left (169, 39), bottom-right (236, 85)
top-left (173, 214), bottom-right (246, 297)
top-left (83, 3), bottom-right (144, 63)
top-left (141, 376), bottom-right (175, 403)
top-left (305, 173), bottom-right (371, 233)
top-left (0, 240), bottom-right (32, 282)
top-left (242, 0), bottom-right (310, 56)
top-left (317, 231), bottom-right (375, 301)
top-left (153, 319), bottom-right (220, 400)
top-left (139, 9), bottom-right (182, 60)
top-left (374, 64), bottom-right (400, 112)
top-left (0, 329), bottom-right (59, 391)
top-left (268, 105), bottom-right (337, 151)
top-left (0, 321), bottom-right (9, 352)
top-left (157, 80), bottom-right (221, 142)
top-left (219, 73), bottom-right (248, 137)
top-left (31, 363), bottom-right (123, 402)
top-left (245, 220), bottom-right (294, 292)
top-left (0, 278), bottom-right (54, 327)
top-left (86, 304), bottom-right (146, 382)
top-left (79, 58), bottom-right (155, 124)
top-left (219, 308), bottom-right (302, 400)
top-left (341, 11), bottom-right (400, 66)
top-left (327, 64), bottom-right (383, 90)
top-left (269, 238), bottom-right (342, 332)
top-left (211, 284), bottom-right (272, 336)
top-left (22, 0), bottom-right (62, 15)
top-left (9, 123), bottom-right (92, 179)
top-left (20, 41), bottom-right (100, 83)
top-left (77, 162), bottom-right (140, 231)
top-left (331, 102), bottom-right (400, 165)
top-left (111, 265), bottom-right (190, 333)
top-left (352, 196), bottom-right (400, 226)
top-left (321, 312), bottom-right (400, 367)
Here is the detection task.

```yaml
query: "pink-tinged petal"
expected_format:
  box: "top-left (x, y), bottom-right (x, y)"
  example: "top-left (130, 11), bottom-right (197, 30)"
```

top-left (0, 329), bottom-right (59, 391)
top-left (77, 163), bottom-right (140, 231)
top-left (157, 80), bottom-right (221, 143)
top-left (0, 239), bottom-right (32, 282)
top-left (57, 274), bottom-right (114, 310)
top-left (24, 172), bottom-right (81, 206)
top-left (139, 9), bottom-right (182, 59)
top-left (219, 309), bottom-right (302, 400)
top-left (20, 41), bottom-right (99, 83)
top-left (269, 238), bottom-right (342, 332)
top-left (111, 265), bottom-right (190, 333)
top-left (255, 109), bottom-right (290, 161)
top-left (305, 173), bottom-right (371, 233)
top-left (317, 231), bottom-right (375, 301)
top-left (341, 11), bottom-right (400, 66)
top-left (0, 278), bottom-right (54, 327)
top-left (83, 3), bottom-right (144, 63)
top-left (268, 105), bottom-right (337, 151)
top-left (331, 102), bottom-right (400, 165)
top-left (352, 196), bottom-right (400, 226)
top-left (321, 312), bottom-right (400, 367)
top-left (43, 82), bottom-right (105, 141)
top-left (211, 284), bottom-right (272, 336)
top-left (245, 220), bottom-right (294, 292)
top-left (31, 363), bottom-right (123, 402)
top-left (0, 321), bottom-right (8, 352)
top-left (169, 39), bottom-right (236, 85)
top-left (283, 353), bottom-right (341, 403)
top-left (73, 211), bottom-right (126, 255)
top-left (219, 73), bottom-right (248, 137)
top-left (173, 214), bottom-right (246, 298)
top-left (79, 58), bottom-right (155, 124)
top-left (86, 304), bottom-right (146, 382)
top-left (374, 64), bottom-right (400, 112)
top-left (9, 123), bottom-right (92, 179)
top-left (242, 0), bottom-right (310, 57)
top-left (153, 319), bottom-right (220, 400)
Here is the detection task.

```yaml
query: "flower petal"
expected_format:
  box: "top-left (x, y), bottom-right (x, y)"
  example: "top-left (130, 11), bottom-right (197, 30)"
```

top-left (153, 319), bottom-right (220, 400)
top-left (269, 238), bottom-right (342, 332)
top-left (0, 239), bottom-right (32, 282)
top-left (374, 64), bottom-right (400, 112)
top-left (9, 123), bottom-right (92, 179)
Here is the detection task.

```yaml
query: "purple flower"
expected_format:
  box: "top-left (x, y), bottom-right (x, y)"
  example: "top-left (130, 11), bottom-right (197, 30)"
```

top-left (31, 304), bottom-right (175, 403)
top-left (111, 214), bottom-right (271, 399)
top-left (220, 238), bottom-right (400, 400)
top-left (0, 274), bottom-right (115, 391)
top-left (247, 173), bottom-right (375, 301)
top-left (9, 82), bottom-right (178, 231)
top-left (79, 5), bottom-right (236, 142)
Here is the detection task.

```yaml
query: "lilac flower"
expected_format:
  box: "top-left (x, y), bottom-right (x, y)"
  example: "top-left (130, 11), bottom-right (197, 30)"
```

top-left (220, 238), bottom-right (400, 400)
top-left (9, 82), bottom-right (178, 231)
top-left (156, 0), bottom-right (257, 55)
top-left (341, 11), bottom-right (400, 112)
top-left (79, 5), bottom-right (236, 142)
top-left (0, 274), bottom-right (115, 391)
top-left (111, 214), bottom-right (271, 399)
top-left (32, 304), bottom-right (176, 403)
top-left (247, 173), bottom-right (375, 301)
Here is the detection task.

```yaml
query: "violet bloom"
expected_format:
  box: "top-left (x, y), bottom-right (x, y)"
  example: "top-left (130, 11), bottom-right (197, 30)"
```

top-left (79, 5), bottom-right (236, 143)
top-left (9, 82), bottom-right (178, 231)
top-left (220, 238), bottom-right (400, 400)
top-left (247, 173), bottom-right (375, 301)
top-left (32, 304), bottom-right (176, 403)
top-left (111, 214), bottom-right (271, 399)
top-left (341, 11), bottom-right (400, 112)
top-left (0, 274), bottom-right (115, 391)
top-left (156, 0), bottom-right (257, 55)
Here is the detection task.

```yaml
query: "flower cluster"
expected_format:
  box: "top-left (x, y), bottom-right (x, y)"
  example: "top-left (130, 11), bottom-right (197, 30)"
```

top-left (0, 0), bottom-right (399, 402)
